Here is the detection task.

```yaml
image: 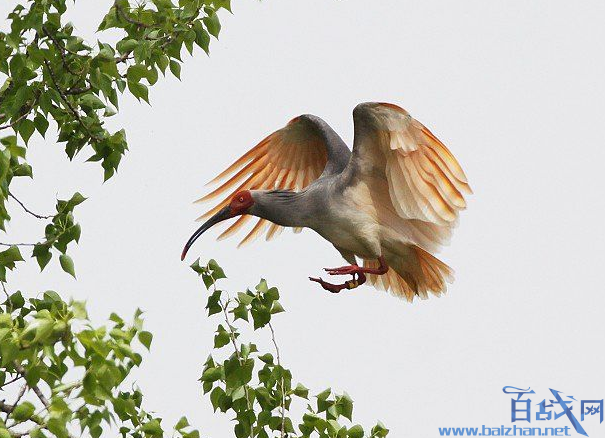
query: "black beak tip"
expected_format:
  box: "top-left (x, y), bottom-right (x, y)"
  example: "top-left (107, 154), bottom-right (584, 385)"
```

top-left (180, 246), bottom-right (188, 261)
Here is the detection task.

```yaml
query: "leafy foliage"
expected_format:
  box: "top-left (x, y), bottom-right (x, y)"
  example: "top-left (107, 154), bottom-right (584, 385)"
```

top-left (0, 0), bottom-right (227, 437)
top-left (0, 1), bottom-right (389, 437)
top-left (0, 291), bottom-right (200, 438)
top-left (192, 259), bottom-right (390, 438)
top-left (0, 0), bottom-right (228, 270)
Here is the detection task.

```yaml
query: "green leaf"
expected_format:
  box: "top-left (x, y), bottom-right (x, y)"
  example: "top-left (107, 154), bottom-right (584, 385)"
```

top-left (370, 422), bottom-right (389, 438)
top-left (127, 81), bottom-right (149, 103)
top-left (224, 357), bottom-right (253, 390)
top-left (80, 94), bottom-right (106, 110)
top-left (237, 292), bottom-right (254, 305)
top-left (169, 60), bottom-right (181, 79)
top-left (251, 304), bottom-right (271, 330)
top-left (0, 246), bottom-right (23, 265)
top-left (258, 353), bottom-right (273, 364)
top-left (138, 330), bottom-right (153, 350)
top-left (8, 291), bottom-right (25, 308)
top-left (190, 258), bottom-right (206, 275)
top-left (71, 300), bottom-right (88, 319)
top-left (348, 425), bottom-right (364, 438)
top-left (203, 12), bottom-right (221, 38)
top-left (213, 325), bottom-right (230, 348)
top-left (59, 254), bottom-right (76, 278)
top-left (337, 392), bottom-right (354, 421)
top-left (231, 303), bottom-right (248, 321)
top-left (317, 388), bottom-right (331, 399)
top-left (293, 383), bottom-right (309, 399)
top-left (117, 39), bottom-right (138, 54)
top-left (18, 119), bottom-right (35, 144)
top-left (271, 301), bottom-right (285, 314)
top-left (209, 387), bottom-right (225, 412)
top-left (11, 401), bottom-right (35, 421)
top-left (200, 367), bottom-right (222, 382)
top-left (231, 385), bottom-right (246, 401)
top-left (175, 416), bottom-right (189, 431)
top-left (208, 259), bottom-right (226, 279)
top-left (141, 419), bottom-right (163, 436)
top-left (34, 113), bottom-right (49, 137)
top-left (32, 244), bottom-right (52, 271)
top-left (266, 286), bottom-right (279, 301)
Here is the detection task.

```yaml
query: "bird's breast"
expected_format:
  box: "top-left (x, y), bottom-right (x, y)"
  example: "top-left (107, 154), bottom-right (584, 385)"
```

top-left (310, 194), bottom-right (381, 258)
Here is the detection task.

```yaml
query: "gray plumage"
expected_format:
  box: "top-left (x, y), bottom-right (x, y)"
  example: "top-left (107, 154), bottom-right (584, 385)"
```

top-left (184, 102), bottom-right (472, 302)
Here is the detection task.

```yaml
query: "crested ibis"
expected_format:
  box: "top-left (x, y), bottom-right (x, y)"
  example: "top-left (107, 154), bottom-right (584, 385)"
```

top-left (182, 102), bottom-right (471, 302)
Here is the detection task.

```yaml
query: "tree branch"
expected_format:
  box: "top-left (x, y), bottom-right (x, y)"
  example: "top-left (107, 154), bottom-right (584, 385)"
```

top-left (0, 374), bottom-right (24, 389)
top-left (114, 3), bottom-right (151, 29)
top-left (65, 85), bottom-right (92, 95)
top-left (43, 59), bottom-right (99, 143)
top-left (14, 364), bottom-right (49, 409)
top-left (9, 193), bottom-right (54, 220)
top-left (42, 26), bottom-right (81, 76)
top-left (211, 267), bottom-right (254, 438)
top-left (0, 400), bottom-right (15, 414)
top-left (1, 281), bottom-right (9, 300)
top-left (269, 322), bottom-right (286, 438)
top-left (1, 381), bottom-right (26, 424)
top-left (0, 111), bottom-right (31, 131)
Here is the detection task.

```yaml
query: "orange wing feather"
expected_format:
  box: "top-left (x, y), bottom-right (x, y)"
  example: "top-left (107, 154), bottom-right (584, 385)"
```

top-left (353, 102), bottom-right (471, 226)
top-left (196, 116), bottom-right (329, 246)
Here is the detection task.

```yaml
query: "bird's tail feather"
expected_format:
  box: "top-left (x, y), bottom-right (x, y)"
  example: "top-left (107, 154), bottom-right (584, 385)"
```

top-left (363, 246), bottom-right (454, 302)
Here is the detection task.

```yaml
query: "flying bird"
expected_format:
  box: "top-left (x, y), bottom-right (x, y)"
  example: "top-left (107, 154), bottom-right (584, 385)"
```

top-left (182, 102), bottom-right (471, 302)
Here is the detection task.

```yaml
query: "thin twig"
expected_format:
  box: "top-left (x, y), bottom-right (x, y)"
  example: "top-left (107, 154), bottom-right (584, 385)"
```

top-left (1, 382), bottom-right (26, 423)
top-left (210, 266), bottom-right (254, 438)
top-left (114, 3), bottom-right (151, 29)
top-left (9, 193), bottom-right (54, 220)
top-left (0, 400), bottom-right (14, 414)
top-left (269, 322), bottom-right (286, 438)
top-left (0, 111), bottom-right (31, 131)
top-left (0, 242), bottom-right (36, 247)
top-left (11, 384), bottom-right (27, 413)
top-left (115, 52), bottom-right (133, 63)
top-left (0, 374), bottom-right (24, 389)
top-left (14, 364), bottom-right (49, 408)
top-left (65, 85), bottom-right (92, 95)
top-left (42, 26), bottom-right (80, 76)
top-left (43, 59), bottom-right (98, 143)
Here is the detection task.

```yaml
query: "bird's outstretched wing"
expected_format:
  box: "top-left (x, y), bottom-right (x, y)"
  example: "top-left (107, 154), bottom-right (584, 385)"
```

top-left (350, 102), bottom-right (472, 226)
top-left (347, 102), bottom-right (471, 301)
top-left (196, 114), bottom-right (348, 246)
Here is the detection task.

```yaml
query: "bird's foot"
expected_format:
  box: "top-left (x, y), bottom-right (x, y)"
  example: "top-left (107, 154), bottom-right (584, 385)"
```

top-left (309, 276), bottom-right (359, 294)
top-left (309, 272), bottom-right (365, 294)
top-left (324, 257), bottom-right (388, 276)
top-left (324, 264), bottom-right (363, 276)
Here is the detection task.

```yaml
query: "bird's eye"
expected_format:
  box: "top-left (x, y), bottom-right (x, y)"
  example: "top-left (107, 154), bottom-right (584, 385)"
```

top-left (238, 196), bottom-right (244, 202)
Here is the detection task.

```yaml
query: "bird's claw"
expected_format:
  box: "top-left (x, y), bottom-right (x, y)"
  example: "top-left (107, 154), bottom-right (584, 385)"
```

top-left (309, 276), bottom-right (347, 294)
top-left (323, 265), bottom-right (361, 276)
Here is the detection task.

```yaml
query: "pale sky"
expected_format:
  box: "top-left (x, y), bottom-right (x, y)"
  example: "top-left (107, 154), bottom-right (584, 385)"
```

top-left (3, 0), bottom-right (605, 437)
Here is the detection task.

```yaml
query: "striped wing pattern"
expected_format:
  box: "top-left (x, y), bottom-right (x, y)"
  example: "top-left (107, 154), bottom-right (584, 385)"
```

top-left (354, 103), bottom-right (472, 226)
top-left (196, 116), bottom-right (328, 246)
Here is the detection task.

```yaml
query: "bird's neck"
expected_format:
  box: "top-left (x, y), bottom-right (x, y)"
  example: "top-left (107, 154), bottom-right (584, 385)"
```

top-left (249, 190), bottom-right (307, 228)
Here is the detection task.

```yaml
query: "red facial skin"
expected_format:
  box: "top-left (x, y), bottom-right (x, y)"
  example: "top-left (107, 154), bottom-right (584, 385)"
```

top-left (180, 190), bottom-right (255, 261)
top-left (229, 190), bottom-right (254, 216)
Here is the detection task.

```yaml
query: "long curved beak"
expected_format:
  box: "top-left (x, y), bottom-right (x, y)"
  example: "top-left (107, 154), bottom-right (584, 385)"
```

top-left (181, 205), bottom-right (233, 260)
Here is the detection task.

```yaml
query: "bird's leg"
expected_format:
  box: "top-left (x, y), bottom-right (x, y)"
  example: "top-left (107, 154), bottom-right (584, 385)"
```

top-left (324, 256), bottom-right (389, 277)
top-left (309, 271), bottom-right (367, 294)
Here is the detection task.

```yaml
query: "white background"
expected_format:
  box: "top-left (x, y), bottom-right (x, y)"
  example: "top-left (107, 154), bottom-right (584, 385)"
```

top-left (2, 0), bottom-right (605, 436)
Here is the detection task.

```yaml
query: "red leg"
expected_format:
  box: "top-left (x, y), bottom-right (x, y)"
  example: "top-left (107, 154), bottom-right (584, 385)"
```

top-left (309, 272), bottom-right (367, 294)
top-left (324, 256), bottom-right (389, 276)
